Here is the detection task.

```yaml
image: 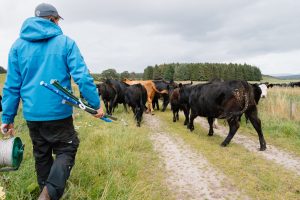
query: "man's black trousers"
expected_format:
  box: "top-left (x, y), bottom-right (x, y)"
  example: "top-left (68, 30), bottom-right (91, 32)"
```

top-left (27, 116), bottom-right (79, 200)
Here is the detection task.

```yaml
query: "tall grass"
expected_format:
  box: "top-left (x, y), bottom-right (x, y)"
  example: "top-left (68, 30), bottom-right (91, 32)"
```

top-left (260, 87), bottom-right (300, 121)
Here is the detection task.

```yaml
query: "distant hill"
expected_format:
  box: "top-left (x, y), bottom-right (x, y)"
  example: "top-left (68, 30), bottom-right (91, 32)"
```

top-left (261, 74), bottom-right (281, 82)
top-left (274, 74), bottom-right (300, 80)
top-left (261, 74), bottom-right (300, 83)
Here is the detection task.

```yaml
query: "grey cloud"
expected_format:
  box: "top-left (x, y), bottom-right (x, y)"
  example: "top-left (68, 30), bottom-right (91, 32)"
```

top-left (1, 0), bottom-right (300, 74)
top-left (57, 0), bottom-right (300, 57)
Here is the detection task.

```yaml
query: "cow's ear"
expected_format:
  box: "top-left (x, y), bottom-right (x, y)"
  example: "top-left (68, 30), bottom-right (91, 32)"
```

top-left (179, 83), bottom-right (183, 88)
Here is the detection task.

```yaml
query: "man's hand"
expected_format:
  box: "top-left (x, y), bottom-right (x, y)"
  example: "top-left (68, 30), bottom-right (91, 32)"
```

top-left (1, 123), bottom-right (15, 137)
top-left (93, 106), bottom-right (104, 118)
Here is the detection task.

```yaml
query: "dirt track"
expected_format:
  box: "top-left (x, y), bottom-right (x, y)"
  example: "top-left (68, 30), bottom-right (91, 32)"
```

top-left (144, 114), bottom-right (249, 200)
top-left (195, 117), bottom-right (300, 176)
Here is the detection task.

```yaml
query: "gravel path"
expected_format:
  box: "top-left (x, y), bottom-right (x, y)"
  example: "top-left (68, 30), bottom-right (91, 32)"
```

top-left (195, 117), bottom-right (300, 176)
top-left (144, 114), bottom-right (249, 200)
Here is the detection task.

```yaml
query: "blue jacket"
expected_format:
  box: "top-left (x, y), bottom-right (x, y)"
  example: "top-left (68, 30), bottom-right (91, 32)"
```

top-left (1, 17), bottom-right (100, 123)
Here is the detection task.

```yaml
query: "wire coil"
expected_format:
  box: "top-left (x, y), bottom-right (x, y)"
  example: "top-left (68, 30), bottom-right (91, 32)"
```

top-left (0, 137), bottom-right (14, 167)
top-left (0, 137), bottom-right (24, 171)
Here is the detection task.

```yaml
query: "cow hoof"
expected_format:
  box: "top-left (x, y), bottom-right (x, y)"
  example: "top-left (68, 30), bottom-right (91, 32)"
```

top-left (151, 113), bottom-right (155, 115)
top-left (184, 122), bottom-right (188, 125)
top-left (259, 146), bottom-right (267, 151)
top-left (173, 119), bottom-right (176, 122)
top-left (208, 133), bottom-right (213, 137)
top-left (189, 126), bottom-right (194, 132)
top-left (220, 142), bottom-right (227, 147)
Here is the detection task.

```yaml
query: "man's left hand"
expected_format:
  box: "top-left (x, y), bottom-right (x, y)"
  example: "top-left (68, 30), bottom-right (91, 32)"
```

top-left (1, 123), bottom-right (15, 137)
top-left (93, 106), bottom-right (104, 118)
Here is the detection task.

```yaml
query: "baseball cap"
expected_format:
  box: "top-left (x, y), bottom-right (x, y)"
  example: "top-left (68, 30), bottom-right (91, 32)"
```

top-left (34, 3), bottom-right (63, 19)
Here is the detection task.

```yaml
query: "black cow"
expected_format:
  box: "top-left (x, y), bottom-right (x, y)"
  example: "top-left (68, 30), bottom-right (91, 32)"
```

top-left (188, 80), bottom-right (266, 151)
top-left (125, 84), bottom-right (147, 127)
top-left (96, 82), bottom-right (116, 115)
top-left (105, 79), bottom-right (128, 112)
top-left (96, 79), bottom-right (128, 115)
top-left (152, 80), bottom-right (178, 112)
top-left (170, 88), bottom-right (180, 122)
top-left (290, 81), bottom-right (300, 87)
top-left (171, 81), bottom-right (193, 125)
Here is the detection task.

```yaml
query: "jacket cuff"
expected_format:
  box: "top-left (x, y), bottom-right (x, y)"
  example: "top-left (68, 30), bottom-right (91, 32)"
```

top-left (1, 116), bottom-right (14, 124)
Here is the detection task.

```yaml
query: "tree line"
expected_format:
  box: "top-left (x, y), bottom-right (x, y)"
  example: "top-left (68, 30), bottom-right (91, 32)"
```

top-left (91, 69), bottom-right (143, 82)
top-left (89, 63), bottom-right (262, 82)
top-left (0, 66), bottom-right (7, 74)
top-left (143, 63), bottom-right (262, 81)
top-left (2, 62), bottom-right (262, 81)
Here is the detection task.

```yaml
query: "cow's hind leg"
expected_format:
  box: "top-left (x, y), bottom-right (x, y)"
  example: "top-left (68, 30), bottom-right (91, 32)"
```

top-left (183, 105), bottom-right (190, 126)
top-left (188, 109), bottom-right (197, 132)
top-left (109, 99), bottom-right (114, 114)
top-left (246, 109), bottom-right (267, 151)
top-left (104, 101), bottom-right (110, 115)
top-left (207, 117), bottom-right (214, 136)
top-left (173, 110), bottom-right (177, 122)
top-left (172, 107), bottom-right (179, 122)
top-left (161, 95), bottom-right (169, 112)
top-left (123, 103), bottom-right (129, 113)
top-left (134, 106), bottom-right (141, 127)
top-left (221, 117), bottom-right (239, 147)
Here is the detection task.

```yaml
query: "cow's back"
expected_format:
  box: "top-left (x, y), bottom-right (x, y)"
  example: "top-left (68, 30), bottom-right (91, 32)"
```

top-left (189, 81), bottom-right (256, 118)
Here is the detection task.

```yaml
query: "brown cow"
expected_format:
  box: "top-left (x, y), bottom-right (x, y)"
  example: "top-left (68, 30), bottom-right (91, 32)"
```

top-left (123, 79), bottom-right (168, 113)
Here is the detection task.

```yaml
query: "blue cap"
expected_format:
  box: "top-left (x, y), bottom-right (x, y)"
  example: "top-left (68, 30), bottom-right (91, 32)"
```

top-left (34, 3), bottom-right (63, 19)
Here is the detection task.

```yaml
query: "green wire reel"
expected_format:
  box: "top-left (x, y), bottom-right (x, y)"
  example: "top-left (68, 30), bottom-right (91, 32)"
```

top-left (0, 137), bottom-right (24, 172)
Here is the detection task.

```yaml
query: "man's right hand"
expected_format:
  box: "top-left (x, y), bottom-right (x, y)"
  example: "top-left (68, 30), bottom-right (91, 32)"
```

top-left (1, 123), bottom-right (15, 136)
top-left (93, 106), bottom-right (104, 118)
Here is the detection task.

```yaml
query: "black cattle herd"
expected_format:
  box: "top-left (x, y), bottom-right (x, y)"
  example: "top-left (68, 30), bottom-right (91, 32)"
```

top-left (0, 80), bottom-right (299, 150)
top-left (96, 79), bottom-right (269, 150)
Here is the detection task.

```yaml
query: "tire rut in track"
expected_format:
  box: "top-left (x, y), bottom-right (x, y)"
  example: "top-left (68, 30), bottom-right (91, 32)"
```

top-left (144, 114), bottom-right (249, 200)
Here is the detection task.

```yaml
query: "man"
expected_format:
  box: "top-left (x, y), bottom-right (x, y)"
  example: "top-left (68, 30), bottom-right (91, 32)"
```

top-left (1, 3), bottom-right (104, 200)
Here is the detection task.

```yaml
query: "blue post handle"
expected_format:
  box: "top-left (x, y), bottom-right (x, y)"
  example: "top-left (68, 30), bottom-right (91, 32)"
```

top-left (40, 81), bottom-right (112, 122)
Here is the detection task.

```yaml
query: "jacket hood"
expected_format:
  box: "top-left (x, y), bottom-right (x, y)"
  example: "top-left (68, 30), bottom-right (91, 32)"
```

top-left (20, 17), bottom-right (63, 41)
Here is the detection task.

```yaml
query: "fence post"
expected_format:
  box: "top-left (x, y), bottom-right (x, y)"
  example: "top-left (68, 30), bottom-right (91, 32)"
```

top-left (290, 100), bottom-right (296, 120)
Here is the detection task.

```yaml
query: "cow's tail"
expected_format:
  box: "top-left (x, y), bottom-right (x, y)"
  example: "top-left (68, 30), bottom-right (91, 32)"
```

top-left (219, 93), bottom-right (249, 120)
top-left (152, 85), bottom-right (168, 94)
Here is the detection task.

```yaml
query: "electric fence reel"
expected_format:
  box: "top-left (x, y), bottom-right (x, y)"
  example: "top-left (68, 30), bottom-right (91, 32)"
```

top-left (0, 136), bottom-right (24, 172)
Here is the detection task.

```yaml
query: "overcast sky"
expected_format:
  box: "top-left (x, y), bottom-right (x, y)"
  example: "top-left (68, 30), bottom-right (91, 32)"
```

top-left (1, 0), bottom-right (300, 75)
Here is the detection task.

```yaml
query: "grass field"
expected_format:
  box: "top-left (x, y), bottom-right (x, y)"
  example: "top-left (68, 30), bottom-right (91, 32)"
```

top-left (0, 109), bottom-right (173, 200)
